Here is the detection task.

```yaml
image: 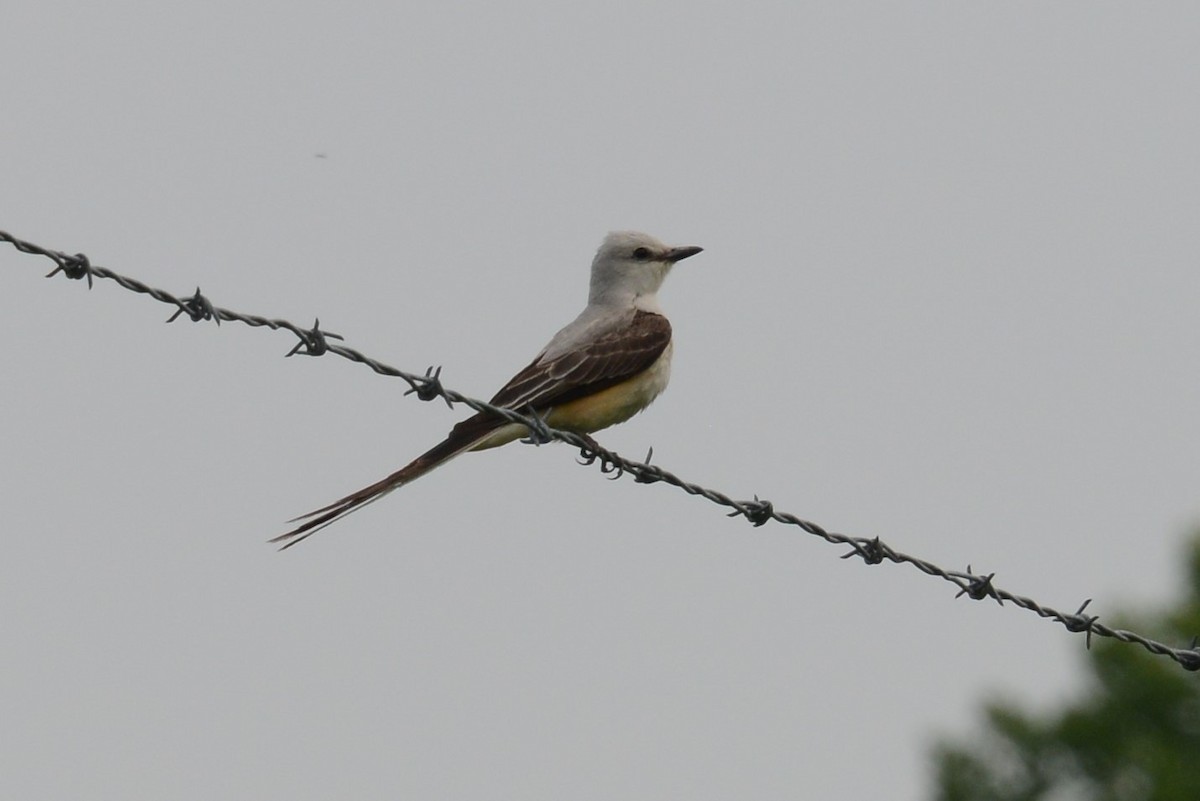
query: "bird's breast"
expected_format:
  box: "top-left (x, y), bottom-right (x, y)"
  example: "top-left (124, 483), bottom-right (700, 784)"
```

top-left (545, 340), bottom-right (673, 435)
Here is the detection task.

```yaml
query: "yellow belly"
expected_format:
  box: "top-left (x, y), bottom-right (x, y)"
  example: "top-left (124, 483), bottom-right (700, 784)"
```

top-left (471, 343), bottom-right (672, 450)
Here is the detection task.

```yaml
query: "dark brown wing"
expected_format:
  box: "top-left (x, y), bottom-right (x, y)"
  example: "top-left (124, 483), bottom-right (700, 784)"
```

top-left (446, 309), bottom-right (671, 441)
top-left (493, 310), bottom-right (671, 408)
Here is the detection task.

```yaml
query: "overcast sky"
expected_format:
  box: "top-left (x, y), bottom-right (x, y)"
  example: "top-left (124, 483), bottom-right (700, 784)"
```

top-left (3, 3), bottom-right (1199, 799)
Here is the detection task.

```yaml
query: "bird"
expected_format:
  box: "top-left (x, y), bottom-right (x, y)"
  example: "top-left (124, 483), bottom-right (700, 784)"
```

top-left (271, 231), bottom-right (702, 549)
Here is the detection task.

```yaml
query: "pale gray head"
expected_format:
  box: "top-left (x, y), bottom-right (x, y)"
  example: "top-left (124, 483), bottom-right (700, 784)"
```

top-left (587, 231), bottom-right (703, 306)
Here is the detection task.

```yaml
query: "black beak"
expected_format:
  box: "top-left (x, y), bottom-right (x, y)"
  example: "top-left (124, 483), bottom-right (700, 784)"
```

top-left (664, 245), bottom-right (703, 263)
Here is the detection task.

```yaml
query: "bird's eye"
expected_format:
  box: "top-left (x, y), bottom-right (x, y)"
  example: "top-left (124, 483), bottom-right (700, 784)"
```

top-left (632, 247), bottom-right (651, 261)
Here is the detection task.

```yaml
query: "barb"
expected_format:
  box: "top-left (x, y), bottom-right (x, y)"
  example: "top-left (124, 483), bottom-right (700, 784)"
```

top-left (4, 228), bottom-right (1199, 673)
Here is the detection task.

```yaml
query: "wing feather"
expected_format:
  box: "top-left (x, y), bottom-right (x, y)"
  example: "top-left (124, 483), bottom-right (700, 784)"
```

top-left (446, 310), bottom-right (671, 441)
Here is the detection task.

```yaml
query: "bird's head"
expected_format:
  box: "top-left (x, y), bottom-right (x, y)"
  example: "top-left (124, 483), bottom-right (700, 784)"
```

top-left (588, 231), bottom-right (702, 306)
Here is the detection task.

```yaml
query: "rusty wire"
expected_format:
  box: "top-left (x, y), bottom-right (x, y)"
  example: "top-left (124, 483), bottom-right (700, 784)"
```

top-left (3, 228), bottom-right (1198, 672)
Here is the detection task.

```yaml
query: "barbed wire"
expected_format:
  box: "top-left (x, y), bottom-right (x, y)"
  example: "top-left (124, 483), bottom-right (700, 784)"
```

top-left (3, 227), bottom-right (1198, 673)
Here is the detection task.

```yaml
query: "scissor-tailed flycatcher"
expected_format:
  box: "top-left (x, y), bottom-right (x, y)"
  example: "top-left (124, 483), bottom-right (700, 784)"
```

top-left (271, 231), bottom-right (702, 549)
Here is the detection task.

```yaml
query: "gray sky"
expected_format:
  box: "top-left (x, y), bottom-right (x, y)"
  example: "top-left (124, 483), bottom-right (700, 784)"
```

top-left (3, 2), bottom-right (1198, 799)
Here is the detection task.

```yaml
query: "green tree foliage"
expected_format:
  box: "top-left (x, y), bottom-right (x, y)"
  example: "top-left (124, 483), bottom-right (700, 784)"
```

top-left (931, 533), bottom-right (1200, 801)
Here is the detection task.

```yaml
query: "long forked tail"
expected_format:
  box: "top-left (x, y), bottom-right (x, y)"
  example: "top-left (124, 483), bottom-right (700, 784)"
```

top-left (270, 425), bottom-right (492, 550)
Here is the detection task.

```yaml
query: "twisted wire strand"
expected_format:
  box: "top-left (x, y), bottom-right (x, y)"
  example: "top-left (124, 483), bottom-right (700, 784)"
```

top-left (3, 228), bottom-right (1197, 672)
